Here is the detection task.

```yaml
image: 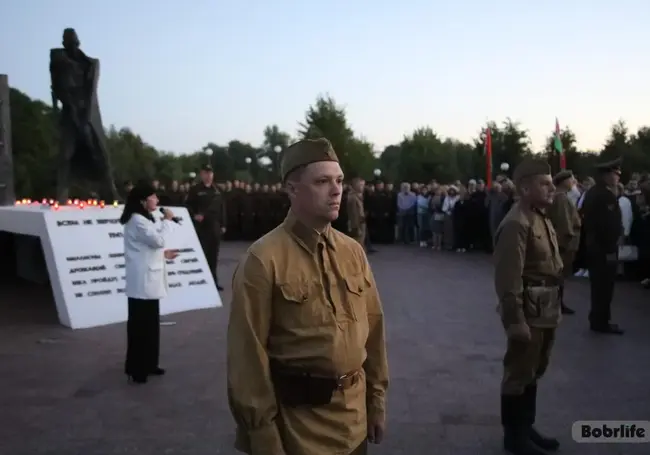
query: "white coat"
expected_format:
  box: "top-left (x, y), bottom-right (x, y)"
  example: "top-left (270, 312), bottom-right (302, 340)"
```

top-left (123, 213), bottom-right (176, 300)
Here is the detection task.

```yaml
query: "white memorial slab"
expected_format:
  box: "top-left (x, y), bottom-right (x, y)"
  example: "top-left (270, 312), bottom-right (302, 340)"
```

top-left (0, 201), bottom-right (222, 329)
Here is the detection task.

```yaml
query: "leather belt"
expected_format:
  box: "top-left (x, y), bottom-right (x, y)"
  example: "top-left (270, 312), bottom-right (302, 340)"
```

top-left (270, 360), bottom-right (361, 390)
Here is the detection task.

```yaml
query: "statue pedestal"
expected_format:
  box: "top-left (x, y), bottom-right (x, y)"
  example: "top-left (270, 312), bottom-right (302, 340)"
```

top-left (0, 204), bottom-right (222, 328)
top-left (0, 74), bottom-right (15, 206)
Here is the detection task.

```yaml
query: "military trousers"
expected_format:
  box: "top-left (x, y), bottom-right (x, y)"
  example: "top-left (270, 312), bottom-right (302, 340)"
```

top-left (587, 254), bottom-right (617, 326)
top-left (502, 327), bottom-right (555, 395)
top-left (197, 227), bottom-right (221, 286)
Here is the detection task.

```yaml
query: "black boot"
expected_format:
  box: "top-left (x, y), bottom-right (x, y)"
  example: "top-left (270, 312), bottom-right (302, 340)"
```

top-left (524, 384), bottom-right (560, 451)
top-left (561, 303), bottom-right (575, 314)
top-left (501, 394), bottom-right (547, 455)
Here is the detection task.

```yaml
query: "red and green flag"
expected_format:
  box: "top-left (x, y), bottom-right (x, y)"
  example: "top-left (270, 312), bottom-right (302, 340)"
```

top-left (554, 118), bottom-right (566, 170)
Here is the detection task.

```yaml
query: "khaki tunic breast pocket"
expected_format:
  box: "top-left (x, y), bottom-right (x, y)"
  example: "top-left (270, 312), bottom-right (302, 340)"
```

top-left (274, 280), bottom-right (331, 328)
top-left (342, 274), bottom-right (370, 322)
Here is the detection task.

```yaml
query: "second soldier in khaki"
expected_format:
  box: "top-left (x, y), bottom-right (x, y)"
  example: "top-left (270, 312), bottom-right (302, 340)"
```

top-left (227, 138), bottom-right (389, 455)
top-left (347, 177), bottom-right (366, 245)
top-left (547, 170), bottom-right (581, 315)
top-left (493, 159), bottom-right (563, 455)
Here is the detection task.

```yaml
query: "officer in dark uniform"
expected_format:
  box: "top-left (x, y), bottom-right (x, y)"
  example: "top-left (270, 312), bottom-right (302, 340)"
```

top-left (581, 157), bottom-right (624, 334)
top-left (185, 164), bottom-right (226, 291)
top-left (494, 159), bottom-right (562, 455)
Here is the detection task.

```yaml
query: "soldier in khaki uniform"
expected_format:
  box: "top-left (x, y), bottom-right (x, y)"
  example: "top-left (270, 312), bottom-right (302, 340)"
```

top-left (547, 170), bottom-right (581, 315)
top-left (347, 177), bottom-right (366, 245)
top-left (227, 138), bottom-right (389, 455)
top-left (494, 159), bottom-right (563, 455)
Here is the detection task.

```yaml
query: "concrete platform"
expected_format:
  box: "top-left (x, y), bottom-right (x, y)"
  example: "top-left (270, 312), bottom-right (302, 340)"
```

top-left (0, 243), bottom-right (648, 454)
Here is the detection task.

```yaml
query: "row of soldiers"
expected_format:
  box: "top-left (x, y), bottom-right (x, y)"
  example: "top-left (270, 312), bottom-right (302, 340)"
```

top-left (143, 179), bottom-right (400, 241)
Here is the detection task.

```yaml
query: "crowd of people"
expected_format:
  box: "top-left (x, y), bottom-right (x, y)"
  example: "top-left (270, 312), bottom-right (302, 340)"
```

top-left (139, 169), bottom-right (650, 290)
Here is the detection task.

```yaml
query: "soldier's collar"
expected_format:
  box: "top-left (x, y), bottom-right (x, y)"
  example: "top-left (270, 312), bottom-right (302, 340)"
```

top-left (283, 210), bottom-right (336, 254)
top-left (532, 207), bottom-right (548, 217)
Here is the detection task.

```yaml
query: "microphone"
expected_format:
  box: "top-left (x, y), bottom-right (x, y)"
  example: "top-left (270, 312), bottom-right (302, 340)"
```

top-left (160, 207), bottom-right (182, 224)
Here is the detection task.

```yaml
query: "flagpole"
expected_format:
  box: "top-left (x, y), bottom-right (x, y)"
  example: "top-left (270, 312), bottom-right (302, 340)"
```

top-left (555, 118), bottom-right (566, 170)
top-left (486, 128), bottom-right (493, 188)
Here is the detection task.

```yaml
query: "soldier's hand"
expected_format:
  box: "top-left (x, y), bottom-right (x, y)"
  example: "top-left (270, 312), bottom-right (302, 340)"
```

top-left (194, 214), bottom-right (204, 222)
top-left (367, 418), bottom-right (385, 444)
top-left (162, 208), bottom-right (175, 221)
top-left (221, 227), bottom-right (226, 234)
top-left (506, 322), bottom-right (531, 342)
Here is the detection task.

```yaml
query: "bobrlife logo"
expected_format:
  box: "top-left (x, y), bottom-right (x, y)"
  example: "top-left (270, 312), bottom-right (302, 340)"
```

top-left (572, 421), bottom-right (650, 443)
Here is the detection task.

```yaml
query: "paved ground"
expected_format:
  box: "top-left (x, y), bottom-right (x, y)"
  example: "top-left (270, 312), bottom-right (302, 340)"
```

top-left (1, 242), bottom-right (649, 455)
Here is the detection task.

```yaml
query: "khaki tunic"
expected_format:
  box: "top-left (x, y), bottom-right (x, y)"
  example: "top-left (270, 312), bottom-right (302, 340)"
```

top-left (494, 202), bottom-right (563, 331)
top-left (227, 210), bottom-right (389, 455)
top-left (547, 191), bottom-right (581, 276)
top-left (347, 190), bottom-right (366, 245)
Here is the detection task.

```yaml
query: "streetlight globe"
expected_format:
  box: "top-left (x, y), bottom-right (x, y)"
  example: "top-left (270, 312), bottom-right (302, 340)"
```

top-left (273, 145), bottom-right (282, 154)
top-left (189, 172), bottom-right (196, 179)
top-left (373, 168), bottom-right (381, 177)
top-left (205, 149), bottom-right (213, 156)
top-left (500, 162), bottom-right (510, 172)
top-left (245, 157), bottom-right (252, 164)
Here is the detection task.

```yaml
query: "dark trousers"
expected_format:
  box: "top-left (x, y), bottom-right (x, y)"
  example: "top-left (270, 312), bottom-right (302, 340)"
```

top-left (198, 228), bottom-right (221, 286)
top-left (125, 298), bottom-right (160, 378)
top-left (364, 231), bottom-right (374, 251)
top-left (587, 254), bottom-right (617, 326)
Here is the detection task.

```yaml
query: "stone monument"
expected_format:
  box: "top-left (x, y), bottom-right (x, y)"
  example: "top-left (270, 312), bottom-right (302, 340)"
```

top-left (49, 28), bottom-right (119, 202)
top-left (0, 74), bottom-right (15, 206)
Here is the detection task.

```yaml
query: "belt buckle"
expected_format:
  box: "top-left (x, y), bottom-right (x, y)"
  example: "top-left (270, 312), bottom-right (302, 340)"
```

top-left (336, 372), bottom-right (355, 389)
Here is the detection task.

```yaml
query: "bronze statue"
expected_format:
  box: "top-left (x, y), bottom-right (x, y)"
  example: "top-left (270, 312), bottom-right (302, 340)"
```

top-left (50, 28), bottom-right (118, 202)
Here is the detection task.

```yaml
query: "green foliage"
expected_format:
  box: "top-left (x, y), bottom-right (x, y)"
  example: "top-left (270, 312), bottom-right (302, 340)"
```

top-left (299, 96), bottom-right (376, 179)
top-left (7, 87), bottom-right (650, 198)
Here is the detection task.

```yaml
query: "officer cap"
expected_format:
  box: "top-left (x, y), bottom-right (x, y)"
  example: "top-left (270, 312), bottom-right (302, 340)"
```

top-left (552, 170), bottom-right (574, 185)
top-left (280, 138), bottom-right (339, 181)
top-left (200, 164), bottom-right (213, 172)
top-left (595, 157), bottom-right (622, 174)
top-left (512, 159), bottom-right (551, 184)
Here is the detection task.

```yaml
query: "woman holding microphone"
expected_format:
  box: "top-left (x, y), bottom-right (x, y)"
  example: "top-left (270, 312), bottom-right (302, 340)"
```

top-left (120, 181), bottom-right (178, 384)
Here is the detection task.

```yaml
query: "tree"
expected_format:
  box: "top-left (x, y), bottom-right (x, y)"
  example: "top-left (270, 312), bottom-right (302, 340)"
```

top-left (262, 125), bottom-right (291, 177)
top-left (7, 86), bottom-right (650, 198)
top-left (629, 126), bottom-right (650, 174)
top-left (470, 119), bottom-right (532, 182)
top-left (377, 145), bottom-right (401, 182)
top-left (9, 88), bottom-right (58, 198)
top-left (299, 95), bottom-right (375, 178)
